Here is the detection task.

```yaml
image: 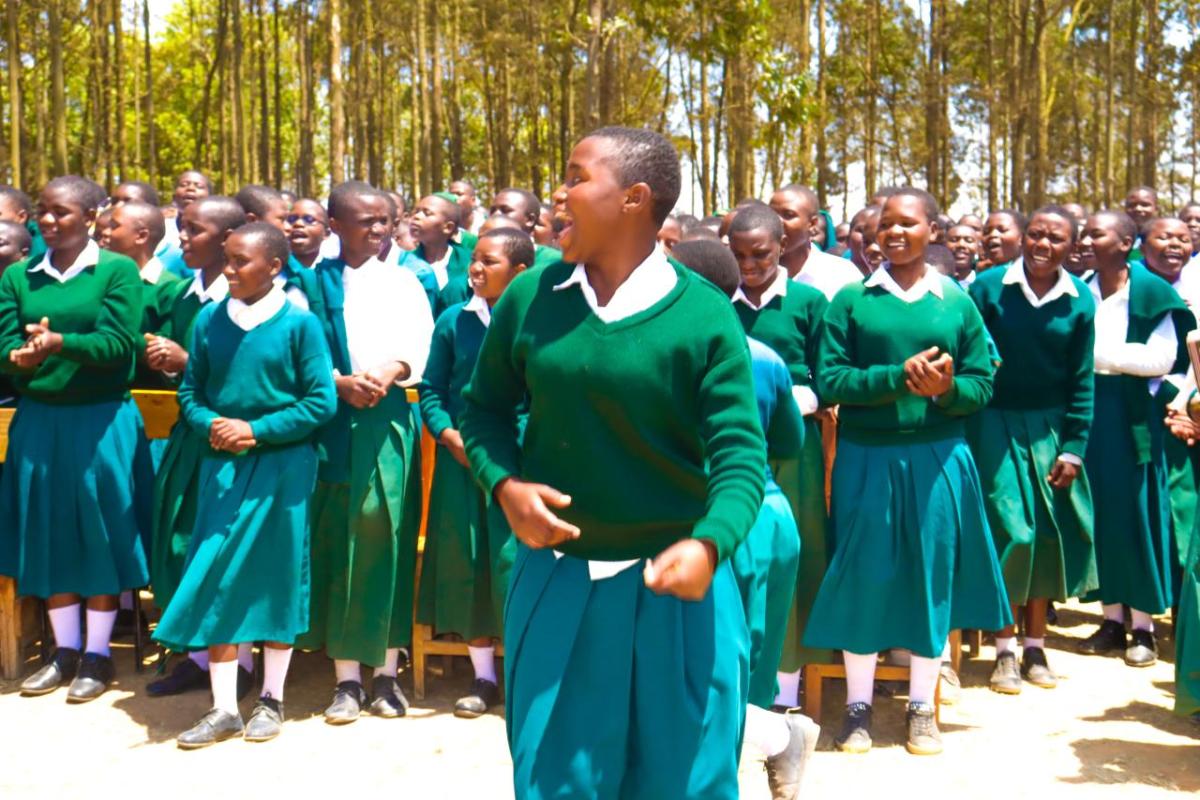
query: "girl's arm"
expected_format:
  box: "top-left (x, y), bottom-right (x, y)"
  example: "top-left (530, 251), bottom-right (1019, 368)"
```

top-left (0, 267), bottom-right (32, 374)
top-left (418, 312), bottom-right (458, 441)
top-left (57, 258), bottom-right (142, 367)
top-left (1060, 305), bottom-right (1097, 460)
top-left (1095, 313), bottom-right (1177, 377)
top-left (248, 314), bottom-right (338, 444)
top-left (816, 292), bottom-right (909, 406)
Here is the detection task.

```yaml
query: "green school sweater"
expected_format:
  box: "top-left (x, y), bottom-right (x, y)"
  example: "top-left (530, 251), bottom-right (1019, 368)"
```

top-left (460, 257), bottom-right (767, 562)
top-left (178, 300), bottom-right (336, 446)
top-left (0, 250), bottom-right (143, 404)
top-left (420, 302), bottom-right (488, 439)
top-left (969, 267), bottom-right (1096, 458)
top-left (817, 273), bottom-right (994, 443)
top-left (734, 279), bottom-right (829, 390)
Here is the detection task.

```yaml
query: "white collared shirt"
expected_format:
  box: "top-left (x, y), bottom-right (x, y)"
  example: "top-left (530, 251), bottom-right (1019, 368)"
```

top-left (791, 247), bottom-right (863, 301)
top-left (183, 272), bottom-right (230, 304)
top-left (227, 285), bottom-right (287, 331)
top-left (272, 274), bottom-right (310, 311)
top-left (864, 262), bottom-right (946, 303)
top-left (139, 255), bottom-right (165, 285)
top-left (31, 240), bottom-right (100, 283)
top-left (1088, 274), bottom-right (1177, 380)
top-left (732, 268), bottom-right (788, 310)
top-left (463, 292), bottom-right (492, 328)
top-left (1001, 259), bottom-right (1079, 308)
top-left (426, 247), bottom-right (452, 290)
top-left (552, 247), bottom-right (677, 323)
top-left (342, 256), bottom-right (434, 384)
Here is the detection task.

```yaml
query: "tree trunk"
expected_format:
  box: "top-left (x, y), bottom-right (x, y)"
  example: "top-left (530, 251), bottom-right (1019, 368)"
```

top-left (429, 0), bottom-right (443, 190)
top-left (329, 0), bottom-right (346, 184)
top-left (143, 0), bottom-right (156, 186)
top-left (5, 0), bottom-right (20, 184)
top-left (113, 0), bottom-right (125, 181)
top-left (255, 0), bottom-right (270, 185)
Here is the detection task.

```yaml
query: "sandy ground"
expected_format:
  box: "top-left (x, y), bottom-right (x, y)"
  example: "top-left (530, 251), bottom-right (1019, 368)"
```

top-left (0, 600), bottom-right (1197, 799)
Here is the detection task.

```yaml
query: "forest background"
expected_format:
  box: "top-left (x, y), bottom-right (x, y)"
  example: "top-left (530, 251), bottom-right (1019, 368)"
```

top-left (0, 0), bottom-right (1197, 218)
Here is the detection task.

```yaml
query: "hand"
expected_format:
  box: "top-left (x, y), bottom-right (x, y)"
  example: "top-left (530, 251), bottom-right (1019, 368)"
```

top-left (813, 406), bottom-right (838, 424)
top-left (335, 373), bottom-right (383, 409)
top-left (495, 477), bottom-right (580, 549)
top-left (643, 538), bottom-right (718, 601)
top-left (144, 335), bottom-right (188, 374)
top-left (10, 317), bottom-right (62, 368)
top-left (904, 346), bottom-right (954, 397)
top-left (363, 360), bottom-right (411, 398)
top-left (209, 417), bottom-right (257, 453)
top-left (438, 428), bottom-right (469, 467)
top-left (1047, 457), bottom-right (1081, 489)
top-left (1166, 410), bottom-right (1200, 446)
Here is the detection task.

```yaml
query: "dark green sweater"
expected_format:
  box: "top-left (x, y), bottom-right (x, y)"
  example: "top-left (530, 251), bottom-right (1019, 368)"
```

top-left (818, 272), bottom-right (994, 443)
top-left (734, 279), bottom-right (828, 389)
top-left (0, 249), bottom-right (142, 404)
top-left (969, 266), bottom-right (1095, 457)
top-left (460, 257), bottom-right (766, 562)
top-left (420, 301), bottom-right (487, 439)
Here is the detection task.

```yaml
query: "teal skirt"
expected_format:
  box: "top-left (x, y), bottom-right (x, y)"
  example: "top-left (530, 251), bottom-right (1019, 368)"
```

top-left (730, 484), bottom-right (800, 709)
top-left (1150, 409), bottom-right (1199, 596)
top-left (969, 407), bottom-right (1097, 604)
top-left (1085, 375), bottom-right (1173, 614)
top-left (0, 397), bottom-right (151, 598)
top-left (298, 393), bottom-right (421, 665)
top-left (804, 433), bottom-right (1012, 658)
top-left (153, 443), bottom-right (317, 650)
top-left (505, 546), bottom-right (746, 800)
top-left (1175, 514), bottom-right (1200, 717)
top-left (150, 423), bottom-right (208, 611)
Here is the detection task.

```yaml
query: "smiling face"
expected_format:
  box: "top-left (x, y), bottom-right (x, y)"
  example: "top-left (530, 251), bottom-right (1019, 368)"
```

top-left (1022, 212), bottom-right (1075, 280)
top-left (945, 224), bottom-right (980, 273)
top-left (178, 203), bottom-right (228, 271)
top-left (1124, 189), bottom-right (1158, 229)
top-left (982, 212), bottom-right (1023, 265)
top-left (768, 188), bottom-right (817, 255)
top-left (1077, 213), bottom-right (1133, 271)
top-left (0, 223), bottom-right (28, 267)
top-left (1142, 218), bottom-right (1194, 283)
top-left (877, 194), bottom-right (934, 268)
top-left (36, 184), bottom-right (94, 253)
top-left (728, 226), bottom-right (782, 290)
top-left (848, 209), bottom-right (883, 273)
top-left (332, 193), bottom-right (391, 266)
top-left (1180, 205), bottom-right (1200, 254)
top-left (286, 199), bottom-right (329, 257)
top-left (468, 236), bottom-right (526, 304)
top-left (223, 231), bottom-right (283, 303)
top-left (551, 136), bottom-right (635, 265)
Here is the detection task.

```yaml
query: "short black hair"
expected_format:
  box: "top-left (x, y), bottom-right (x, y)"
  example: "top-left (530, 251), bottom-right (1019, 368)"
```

top-left (0, 219), bottom-right (32, 252)
top-left (236, 184), bottom-right (285, 219)
top-left (193, 195), bottom-right (248, 233)
top-left (1094, 209), bottom-right (1139, 242)
top-left (328, 180), bottom-right (389, 221)
top-left (230, 221), bottom-right (290, 265)
top-left (989, 208), bottom-right (1028, 233)
top-left (850, 205), bottom-right (881, 226)
top-left (872, 185), bottom-right (904, 200)
top-left (1126, 186), bottom-right (1158, 201)
top-left (583, 126), bottom-right (681, 226)
top-left (672, 239), bottom-right (740, 298)
top-left (774, 184), bottom-right (819, 211)
top-left (675, 213), bottom-right (701, 232)
top-left (479, 227), bottom-right (535, 269)
top-left (699, 215), bottom-right (723, 231)
top-left (116, 180), bottom-right (161, 207)
top-left (1031, 204), bottom-right (1079, 245)
top-left (925, 243), bottom-right (956, 276)
top-left (495, 188), bottom-right (542, 223)
top-left (120, 200), bottom-right (167, 247)
top-left (886, 186), bottom-right (940, 222)
top-left (0, 185), bottom-right (33, 217)
top-left (176, 169), bottom-right (214, 193)
top-left (729, 203), bottom-right (784, 241)
top-left (1179, 200), bottom-right (1200, 215)
top-left (44, 176), bottom-right (107, 213)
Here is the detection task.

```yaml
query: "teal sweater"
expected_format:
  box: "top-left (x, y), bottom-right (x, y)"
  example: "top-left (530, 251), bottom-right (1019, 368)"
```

top-left (969, 267), bottom-right (1096, 458)
top-left (178, 300), bottom-right (337, 447)
top-left (0, 249), bottom-right (142, 404)
top-left (818, 273), bottom-right (994, 443)
top-left (460, 258), bottom-right (767, 562)
top-left (420, 302), bottom-right (487, 439)
top-left (734, 279), bottom-right (828, 390)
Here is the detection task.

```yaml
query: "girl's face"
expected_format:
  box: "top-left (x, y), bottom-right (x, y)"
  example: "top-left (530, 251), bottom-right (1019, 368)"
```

top-left (982, 213), bottom-right (1023, 265)
top-left (407, 196), bottom-right (456, 246)
top-left (173, 171), bottom-right (209, 210)
top-left (468, 236), bottom-right (526, 303)
top-left (1142, 219), bottom-right (1193, 283)
top-left (178, 203), bottom-right (227, 270)
top-left (1179, 205), bottom-right (1200, 254)
top-left (0, 195), bottom-right (28, 224)
top-left (877, 195), bottom-right (933, 268)
top-left (768, 188), bottom-right (816, 255)
top-left (552, 136), bottom-right (632, 266)
top-left (946, 225), bottom-right (980, 272)
top-left (286, 199), bottom-right (329, 257)
top-left (223, 232), bottom-right (282, 302)
top-left (728, 227), bottom-right (782, 290)
top-left (36, 185), bottom-right (94, 252)
top-left (332, 194), bottom-right (391, 265)
top-left (1022, 212), bottom-right (1074, 279)
top-left (1077, 213), bottom-right (1133, 270)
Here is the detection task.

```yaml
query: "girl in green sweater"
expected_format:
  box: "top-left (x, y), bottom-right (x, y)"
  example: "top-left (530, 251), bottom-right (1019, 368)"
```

top-left (982, 209), bottom-right (1025, 271)
top-left (0, 176), bottom-right (149, 702)
top-left (805, 188), bottom-right (1010, 756)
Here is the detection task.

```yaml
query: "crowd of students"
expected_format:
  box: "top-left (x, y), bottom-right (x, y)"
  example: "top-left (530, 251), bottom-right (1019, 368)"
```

top-left (0, 126), bottom-right (1197, 800)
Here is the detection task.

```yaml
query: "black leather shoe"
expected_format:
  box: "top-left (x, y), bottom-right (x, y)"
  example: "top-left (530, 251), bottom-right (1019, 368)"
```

top-left (1079, 620), bottom-right (1127, 655)
top-left (20, 648), bottom-right (80, 696)
top-left (324, 680), bottom-right (368, 725)
top-left (177, 708), bottom-right (244, 749)
top-left (66, 653), bottom-right (115, 703)
top-left (906, 702), bottom-right (942, 755)
top-left (1125, 628), bottom-right (1158, 667)
top-left (835, 702), bottom-right (872, 754)
top-left (765, 709), bottom-right (820, 799)
top-left (454, 678), bottom-right (500, 719)
top-left (147, 657), bottom-right (209, 697)
top-left (245, 696), bottom-right (285, 742)
top-left (369, 675), bottom-right (409, 718)
top-left (1021, 646), bottom-right (1057, 688)
top-left (237, 666), bottom-right (254, 701)
top-left (989, 651), bottom-right (1022, 695)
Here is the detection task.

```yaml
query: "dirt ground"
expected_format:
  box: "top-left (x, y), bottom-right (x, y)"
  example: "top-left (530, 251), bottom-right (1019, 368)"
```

top-left (0, 599), bottom-right (1197, 799)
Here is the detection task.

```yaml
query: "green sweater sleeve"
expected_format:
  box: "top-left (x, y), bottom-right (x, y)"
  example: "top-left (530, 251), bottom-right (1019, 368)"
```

top-left (178, 307), bottom-right (219, 436)
top-left (931, 300), bottom-right (994, 415)
top-left (248, 313), bottom-right (338, 444)
top-left (419, 311), bottom-right (458, 440)
top-left (58, 257), bottom-right (142, 367)
top-left (817, 291), bottom-right (908, 406)
top-left (1060, 305), bottom-right (1096, 459)
top-left (0, 265), bottom-right (33, 376)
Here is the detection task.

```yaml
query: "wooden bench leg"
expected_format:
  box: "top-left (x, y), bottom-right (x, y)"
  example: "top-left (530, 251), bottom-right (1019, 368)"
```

top-left (0, 576), bottom-right (18, 680)
top-left (948, 629), bottom-right (962, 674)
top-left (803, 664), bottom-right (823, 724)
top-left (412, 622), bottom-right (431, 700)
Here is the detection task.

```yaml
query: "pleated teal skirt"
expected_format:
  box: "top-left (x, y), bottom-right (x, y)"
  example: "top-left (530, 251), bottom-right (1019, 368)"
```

top-left (150, 422), bottom-right (208, 611)
top-left (0, 397), bottom-right (151, 598)
top-left (804, 432), bottom-right (1012, 658)
top-left (153, 443), bottom-right (317, 650)
top-left (730, 484), bottom-right (800, 709)
top-left (1175, 514), bottom-right (1200, 717)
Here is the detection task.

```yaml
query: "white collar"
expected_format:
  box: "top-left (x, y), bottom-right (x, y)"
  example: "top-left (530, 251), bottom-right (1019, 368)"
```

top-left (1088, 273), bottom-right (1131, 303)
top-left (864, 263), bottom-right (945, 303)
top-left (1001, 258), bottom-right (1079, 308)
top-left (139, 255), bottom-right (165, 284)
top-left (732, 268), bottom-right (789, 310)
top-left (463, 292), bottom-right (492, 327)
top-left (227, 285), bottom-right (287, 331)
top-left (184, 271), bottom-right (230, 304)
top-left (552, 248), bottom-right (677, 323)
top-left (30, 240), bottom-right (100, 283)
top-left (956, 270), bottom-right (976, 288)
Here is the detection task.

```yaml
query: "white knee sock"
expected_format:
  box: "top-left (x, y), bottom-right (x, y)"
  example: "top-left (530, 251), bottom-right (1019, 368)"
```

top-left (188, 650), bottom-right (210, 670)
top-left (775, 669), bottom-right (801, 708)
top-left (1023, 637), bottom-right (1045, 650)
top-left (374, 648), bottom-right (401, 679)
top-left (237, 642), bottom-right (254, 673)
top-left (1130, 610), bottom-right (1155, 632)
top-left (260, 647), bottom-right (293, 701)
top-left (210, 659), bottom-right (240, 715)
top-left (468, 645), bottom-right (497, 683)
top-left (908, 655), bottom-right (941, 705)
top-left (995, 636), bottom-right (1017, 654)
top-left (84, 609), bottom-right (117, 657)
top-left (334, 659), bottom-right (362, 684)
top-left (744, 703), bottom-right (791, 757)
top-left (1103, 603), bottom-right (1125, 623)
top-left (843, 651), bottom-right (878, 706)
top-left (47, 604), bottom-right (82, 651)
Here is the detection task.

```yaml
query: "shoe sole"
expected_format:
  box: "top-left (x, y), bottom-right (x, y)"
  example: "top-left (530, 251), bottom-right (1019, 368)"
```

top-left (1125, 658), bottom-right (1157, 668)
top-left (244, 732), bottom-right (281, 743)
top-left (20, 686), bottom-right (64, 697)
top-left (1024, 678), bottom-right (1057, 689)
top-left (453, 708), bottom-right (486, 719)
top-left (177, 732), bottom-right (242, 750)
top-left (66, 691), bottom-right (107, 704)
top-left (324, 714), bottom-right (360, 725)
top-left (836, 741), bottom-right (871, 754)
top-left (906, 742), bottom-right (943, 756)
top-left (989, 683), bottom-right (1021, 695)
